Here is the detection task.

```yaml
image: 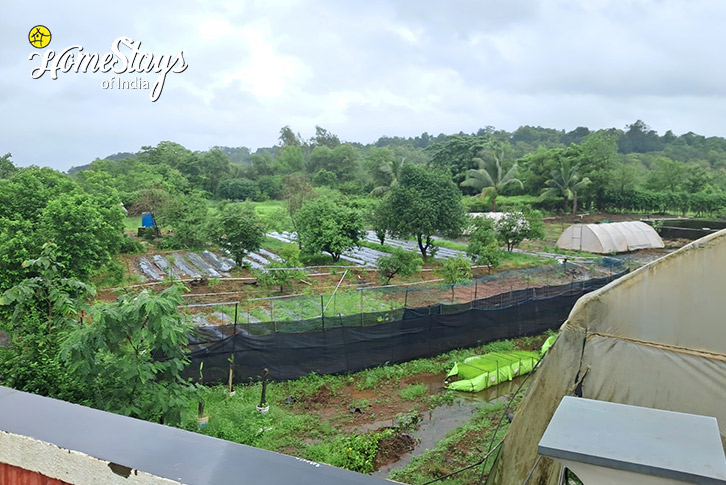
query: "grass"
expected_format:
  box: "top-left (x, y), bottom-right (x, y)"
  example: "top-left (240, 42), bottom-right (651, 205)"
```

top-left (433, 239), bottom-right (468, 252)
top-left (499, 251), bottom-right (555, 269)
top-left (183, 334), bottom-right (536, 483)
top-left (398, 383), bottom-right (428, 401)
top-left (235, 288), bottom-right (394, 324)
top-left (260, 235), bottom-right (298, 255)
top-left (252, 200), bottom-right (293, 232)
top-left (123, 216), bottom-right (142, 231)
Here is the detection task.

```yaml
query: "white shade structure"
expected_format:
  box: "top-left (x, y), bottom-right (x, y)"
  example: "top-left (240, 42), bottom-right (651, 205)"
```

top-left (488, 229), bottom-right (726, 484)
top-left (556, 221), bottom-right (664, 254)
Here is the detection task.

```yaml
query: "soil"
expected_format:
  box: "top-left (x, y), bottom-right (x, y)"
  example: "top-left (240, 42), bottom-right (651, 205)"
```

top-left (291, 372), bottom-right (448, 436)
top-left (374, 433), bottom-right (417, 470)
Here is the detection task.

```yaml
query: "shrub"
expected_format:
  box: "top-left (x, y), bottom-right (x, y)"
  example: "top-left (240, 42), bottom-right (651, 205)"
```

top-left (376, 248), bottom-right (422, 284)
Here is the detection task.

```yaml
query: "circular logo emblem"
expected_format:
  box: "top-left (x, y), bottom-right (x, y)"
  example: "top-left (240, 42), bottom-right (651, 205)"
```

top-left (29, 25), bottom-right (52, 49)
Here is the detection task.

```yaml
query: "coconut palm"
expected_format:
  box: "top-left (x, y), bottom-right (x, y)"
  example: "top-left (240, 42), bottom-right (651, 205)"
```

top-left (370, 158), bottom-right (405, 196)
top-left (540, 160), bottom-right (591, 214)
top-left (460, 150), bottom-right (523, 211)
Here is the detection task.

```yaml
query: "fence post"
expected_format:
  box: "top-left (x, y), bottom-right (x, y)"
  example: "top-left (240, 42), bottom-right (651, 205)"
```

top-left (404, 288), bottom-right (408, 308)
top-left (270, 300), bottom-right (274, 325)
top-left (321, 295), bottom-right (325, 331)
top-left (232, 303), bottom-right (238, 382)
top-left (428, 305), bottom-right (433, 356)
top-left (474, 280), bottom-right (478, 302)
top-left (360, 289), bottom-right (364, 327)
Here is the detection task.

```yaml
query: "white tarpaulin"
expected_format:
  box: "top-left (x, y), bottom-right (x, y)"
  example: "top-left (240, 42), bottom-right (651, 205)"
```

top-left (556, 221), bottom-right (664, 254)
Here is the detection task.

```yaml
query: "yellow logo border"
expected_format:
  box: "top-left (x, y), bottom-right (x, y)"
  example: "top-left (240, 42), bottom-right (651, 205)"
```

top-left (29, 25), bottom-right (52, 49)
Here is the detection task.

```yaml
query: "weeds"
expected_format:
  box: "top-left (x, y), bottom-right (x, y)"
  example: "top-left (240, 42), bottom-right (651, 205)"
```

top-left (182, 335), bottom-right (539, 479)
top-left (398, 383), bottom-right (428, 401)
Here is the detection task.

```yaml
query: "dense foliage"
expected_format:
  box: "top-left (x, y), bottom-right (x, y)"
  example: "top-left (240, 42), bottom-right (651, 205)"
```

top-left (376, 248), bottom-right (423, 285)
top-left (207, 202), bottom-right (265, 265)
top-left (295, 196), bottom-right (366, 262)
top-left (466, 217), bottom-right (504, 271)
top-left (376, 164), bottom-right (467, 259)
top-left (0, 244), bottom-right (194, 425)
top-left (0, 166), bottom-right (124, 293)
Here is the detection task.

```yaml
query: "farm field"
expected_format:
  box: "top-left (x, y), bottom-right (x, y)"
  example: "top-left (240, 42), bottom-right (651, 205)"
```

top-left (185, 333), bottom-right (551, 482)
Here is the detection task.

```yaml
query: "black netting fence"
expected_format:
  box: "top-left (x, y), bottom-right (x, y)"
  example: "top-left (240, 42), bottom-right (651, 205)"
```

top-left (185, 270), bottom-right (626, 383)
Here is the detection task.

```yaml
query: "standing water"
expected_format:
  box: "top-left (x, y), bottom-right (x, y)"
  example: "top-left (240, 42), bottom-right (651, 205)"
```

top-left (372, 376), bottom-right (527, 477)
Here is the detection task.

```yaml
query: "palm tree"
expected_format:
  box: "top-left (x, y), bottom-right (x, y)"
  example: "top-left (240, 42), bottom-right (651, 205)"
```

top-left (540, 160), bottom-right (591, 214)
top-left (370, 158), bottom-right (405, 196)
top-left (460, 149), bottom-right (523, 211)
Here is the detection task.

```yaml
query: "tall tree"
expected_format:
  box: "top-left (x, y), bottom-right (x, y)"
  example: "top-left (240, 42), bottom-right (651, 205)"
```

top-left (460, 148), bottom-right (522, 211)
top-left (0, 153), bottom-right (16, 179)
top-left (540, 161), bottom-right (591, 214)
top-left (207, 202), bottom-right (265, 266)
top-left (376, 164), bottom-right (466, 260)
top-left (427, 135), bottom-right (489, 184)
top-left (577, 132), bottom-right (618, 208)
top-left (156, 193), bottom-right (209, 249)
top-left (312, 126), bottom-right (341, 148)
top-left (370, 157), bottom-right (405, 196)
top-left (278, 125), bottom-right (302, 148)
top-left (295, 197), bottom-right (364, 262)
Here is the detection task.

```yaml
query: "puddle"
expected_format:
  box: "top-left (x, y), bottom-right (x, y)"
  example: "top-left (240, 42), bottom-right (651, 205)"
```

top-left (372, 375), bottom-right (526, 478)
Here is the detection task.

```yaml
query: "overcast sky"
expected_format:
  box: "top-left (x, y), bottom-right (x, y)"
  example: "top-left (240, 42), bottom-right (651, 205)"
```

top-left (3, 0), bottom-right (726, 172)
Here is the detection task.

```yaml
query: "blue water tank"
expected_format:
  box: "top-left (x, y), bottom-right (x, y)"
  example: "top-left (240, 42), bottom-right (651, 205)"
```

top-left (141, 212), bottom-right (155, 228)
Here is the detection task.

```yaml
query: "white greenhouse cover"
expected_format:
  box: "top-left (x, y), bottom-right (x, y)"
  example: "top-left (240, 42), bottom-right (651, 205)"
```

top-left (556, 221), bottom-right (664, 254)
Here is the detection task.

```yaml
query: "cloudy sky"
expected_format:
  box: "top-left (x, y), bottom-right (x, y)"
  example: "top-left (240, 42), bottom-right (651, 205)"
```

top-left (3, 0), bottom-right (726, 172)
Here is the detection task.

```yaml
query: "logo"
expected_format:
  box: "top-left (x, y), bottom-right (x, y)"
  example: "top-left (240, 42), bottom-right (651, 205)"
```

top-left (27, 30), bottom-right (188, 102)
top-left (29, 25), bottom-right (51, 48)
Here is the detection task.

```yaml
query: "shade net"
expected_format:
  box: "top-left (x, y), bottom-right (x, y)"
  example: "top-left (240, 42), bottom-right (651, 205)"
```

top-left (185, 271), bottom-right (626, 383)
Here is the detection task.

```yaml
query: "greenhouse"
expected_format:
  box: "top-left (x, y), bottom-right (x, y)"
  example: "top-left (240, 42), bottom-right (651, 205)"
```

top-left (556, 221), bottom-right (664, 254)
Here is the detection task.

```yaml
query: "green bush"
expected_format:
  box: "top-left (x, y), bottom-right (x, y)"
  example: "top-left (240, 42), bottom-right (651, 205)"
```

top-left (119, 234), bottom-right (145, 254)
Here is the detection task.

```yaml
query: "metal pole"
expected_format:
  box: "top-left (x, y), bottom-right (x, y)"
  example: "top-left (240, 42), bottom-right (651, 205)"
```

top-left (474, 280), bottom-right (478, 301)
top-left (321, 295), bottom-right (325, 331)
top-left (404, 288), bottom-right (408, 308)
top-left (360, 289), bottom-right (364, 327)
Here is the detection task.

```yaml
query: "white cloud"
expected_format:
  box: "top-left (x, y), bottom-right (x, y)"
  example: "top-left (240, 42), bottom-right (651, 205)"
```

top-left (2, 0), bottom-right (726, 170)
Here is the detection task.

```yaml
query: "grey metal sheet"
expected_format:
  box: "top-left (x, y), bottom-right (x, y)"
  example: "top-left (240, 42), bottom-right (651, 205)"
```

top-left (538, 396), bottom-right (726, 483)
top-left (0, 387), bottom-right (392, 485)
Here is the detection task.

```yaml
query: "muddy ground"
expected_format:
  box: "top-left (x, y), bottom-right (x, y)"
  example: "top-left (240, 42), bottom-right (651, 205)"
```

top-left (281, 334), bottom-right (549, 472)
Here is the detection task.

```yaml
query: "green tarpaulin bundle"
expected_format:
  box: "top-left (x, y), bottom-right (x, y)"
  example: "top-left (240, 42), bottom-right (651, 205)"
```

top-left (446, 335), bottom-right (557, 392)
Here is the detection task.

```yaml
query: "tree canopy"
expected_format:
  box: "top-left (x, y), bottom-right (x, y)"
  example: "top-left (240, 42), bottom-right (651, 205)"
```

top-left (376, 164), bottom-right (466, 259)
top-left (207, 202), bottom-right (265, 265)
top-left (295, 197), bottom-right (365, 262)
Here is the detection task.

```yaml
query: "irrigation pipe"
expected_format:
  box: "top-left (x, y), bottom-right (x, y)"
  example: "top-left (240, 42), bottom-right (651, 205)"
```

top-left (355, 278), bottom-right (444, 291)
top-left (179, 301), bottom-right (239, 309)
top-left (248, 293), bottom-right (305, 302)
